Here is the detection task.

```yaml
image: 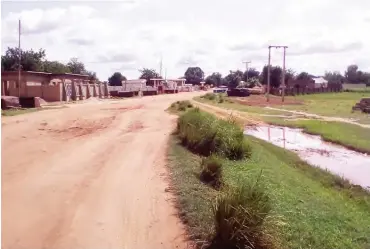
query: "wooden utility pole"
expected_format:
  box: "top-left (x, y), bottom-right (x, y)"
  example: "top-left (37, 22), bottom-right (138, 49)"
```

top-left (18, 19), bottom-right (21, 98)
top-left (281, 47), bottom-right (287, 102)
top-left (267, 45), bottom-right (288, 102)
top-left (242, 61), bottom-right (251, 81)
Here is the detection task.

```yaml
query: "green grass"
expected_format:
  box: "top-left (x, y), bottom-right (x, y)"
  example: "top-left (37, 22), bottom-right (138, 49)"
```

top-left (2, 108), bottom-right (44, 116)
top-left (261, 117), bottom-right (370, 154)
top-left (168, 135), bottom-right (370, 249)
top-left (2, 107), bottom-right (66, 117)
top-left (195, 96), bottom-right (290, 116)
top-left (281, 92), bottom-right (370, 124)
top-left (196, 92), bottom-right (370, 124)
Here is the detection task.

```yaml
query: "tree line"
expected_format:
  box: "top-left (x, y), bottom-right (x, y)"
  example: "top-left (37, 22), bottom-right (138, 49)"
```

top-left (5, 46), bottom-right (369, 87)
top-left (111, 64), bottom-right (370, 88)
top-left (1, 47), bottom-right (97, 81)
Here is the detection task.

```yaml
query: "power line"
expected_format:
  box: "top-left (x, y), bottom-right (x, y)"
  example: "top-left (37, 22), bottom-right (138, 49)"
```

top-left (267, 45), bottom-right (288, 102)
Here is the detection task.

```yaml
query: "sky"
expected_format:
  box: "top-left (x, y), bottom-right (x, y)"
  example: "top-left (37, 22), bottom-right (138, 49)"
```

top-left (1, 0), bottom-right (370, 81)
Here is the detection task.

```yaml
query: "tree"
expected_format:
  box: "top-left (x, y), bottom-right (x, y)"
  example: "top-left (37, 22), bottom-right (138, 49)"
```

top-left (224, 70), bottom-right (244, 89)
top-left (184, 67), bottom-right (204, 84)
top-left (242, 68), bottom-right (259, 82)
top-left (324, 71), bottom-right (345, 83)
top-left (261, 65), bottom-right (282, 88)
top-left (67, 58), bottom-right (86, 74)
top-left (296, 72), bottom-right (311, 81)
top-left (205, 72), bottom-right (223, 86)
top-left (86, 71), bottom-right (98, 82)
top-left (344, 64), bottom-right (359, 83)
top-left (108, 72), bottom-right (126, 86)
top-left (1, 47), bottom-right (45, 72)
top-left (43, 60), bottom-right (71, 74)
top-left (139, 68), bottom-right (161, 85)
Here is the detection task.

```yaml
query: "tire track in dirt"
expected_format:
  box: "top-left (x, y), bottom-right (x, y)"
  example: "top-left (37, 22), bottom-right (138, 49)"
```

top-left (2, 93), bottom-right (204, 249)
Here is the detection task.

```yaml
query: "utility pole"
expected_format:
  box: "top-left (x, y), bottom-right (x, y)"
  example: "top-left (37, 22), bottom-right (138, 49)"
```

top-left (267, 47), bottom-right (271, 102)
top-left (267, 45), bottom-right (288, 102)
top-left (281, 47), bottom-right (287, 102)
top-left (159, 55), bottom-right (163, 77)
top-left (18, 19), bottom-right (21, 98)
top-left (242, 61), bottom-right (251, 81)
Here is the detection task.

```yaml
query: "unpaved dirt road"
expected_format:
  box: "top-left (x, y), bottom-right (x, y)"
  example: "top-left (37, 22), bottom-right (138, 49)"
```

top-left (2, 92), bottom-right (203, 249)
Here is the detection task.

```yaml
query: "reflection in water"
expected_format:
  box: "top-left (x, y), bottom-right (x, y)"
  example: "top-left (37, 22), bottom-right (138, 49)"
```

top-left (245, 125), bottom-right (370, 189)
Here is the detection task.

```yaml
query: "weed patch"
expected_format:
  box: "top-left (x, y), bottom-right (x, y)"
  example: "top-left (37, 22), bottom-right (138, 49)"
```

top-left (177, 108), bottom-right (252, 160)
top-left (200, 155), bottom-right (223, 189)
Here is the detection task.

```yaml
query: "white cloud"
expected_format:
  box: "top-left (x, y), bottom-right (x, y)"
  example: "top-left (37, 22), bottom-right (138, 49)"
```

top-left (2, 0), bottom-right (370, 80)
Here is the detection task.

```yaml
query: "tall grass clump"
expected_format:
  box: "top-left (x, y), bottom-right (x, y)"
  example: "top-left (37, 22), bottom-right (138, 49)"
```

top-left (170, 100), bottom-right (193, 112)
top-left (212, 181), bottom-right (273, 249)
top-left (177, 108), bottom-right (251, 160)
top-left (200, 155), bottom-right (223, 189)
top-left (202, 93), bottom-right (217, 100)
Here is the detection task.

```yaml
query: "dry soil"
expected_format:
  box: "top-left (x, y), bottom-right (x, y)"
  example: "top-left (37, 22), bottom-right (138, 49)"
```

top-left (2, 92), bottom-right (204, 249)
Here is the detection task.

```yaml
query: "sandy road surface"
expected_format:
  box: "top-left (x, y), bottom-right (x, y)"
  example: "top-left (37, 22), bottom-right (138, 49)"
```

top-left (2, 92), bottom-right (203, 249)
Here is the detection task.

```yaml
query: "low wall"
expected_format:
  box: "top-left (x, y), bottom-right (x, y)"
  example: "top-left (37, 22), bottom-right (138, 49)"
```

top-left (8, 84), bottom-right (63, 102)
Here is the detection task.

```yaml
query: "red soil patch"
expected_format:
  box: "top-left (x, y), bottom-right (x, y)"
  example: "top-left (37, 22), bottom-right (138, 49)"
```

top-left (101, 104), bottom-right (144, 112)
top-left (43, 116), bottom-right (116, 138)
top-left (233, 95), bottom-right (303, 106)
top-left (126, 121), bottom-right (145, 133)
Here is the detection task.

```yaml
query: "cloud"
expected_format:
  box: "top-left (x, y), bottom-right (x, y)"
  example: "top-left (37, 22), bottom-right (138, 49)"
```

top-left (176, 56), bottom-right (199, 66)
top-left (229, 43), bottom-right (263, 51)
top-left (1, 0), bottom-right (369, 80)
top-left (96, 53), bottom-right (137, 63)
top-left (290, 42), bottom-right (363, 55)
top-left (68, 38), bottom-right (94, 46)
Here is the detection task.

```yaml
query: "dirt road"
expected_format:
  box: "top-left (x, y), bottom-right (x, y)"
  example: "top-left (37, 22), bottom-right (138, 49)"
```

top-left (2, 92), bottom-right (203, 249)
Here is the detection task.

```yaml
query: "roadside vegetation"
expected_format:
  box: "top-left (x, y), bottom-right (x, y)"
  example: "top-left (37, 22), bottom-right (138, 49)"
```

top-left (195, 93), bottom-right (370, 154)
top-left (1, 107), bottom-right (60, 117)
top-left (167, 105), bottom-right (370, 249)
top-left (168, 100), bottom-right (194, 113)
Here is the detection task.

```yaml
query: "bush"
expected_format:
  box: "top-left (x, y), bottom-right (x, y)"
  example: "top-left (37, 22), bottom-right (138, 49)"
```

top-left (212, 181), bottom-right (272, 249)
top-left (202, 93), bottom-right (217, 100)
top-left (200, 155), bottom-right (223, 189)
top-left (218, 95), bottom-right (224, 103)
top-left (177, 108), bottom-right (251, 160)
top-left (170, 100), bottom-right (193, 112)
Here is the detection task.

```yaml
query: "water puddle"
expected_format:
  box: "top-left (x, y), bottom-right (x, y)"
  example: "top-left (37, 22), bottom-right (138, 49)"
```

top-left (245, 125), bottom-right (370, 189)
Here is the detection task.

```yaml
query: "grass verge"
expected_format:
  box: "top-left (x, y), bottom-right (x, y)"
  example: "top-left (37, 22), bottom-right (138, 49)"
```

top-left (1, 107), bottom-right (62, 116)
top-left (168, 109), bottom-right (370, 249)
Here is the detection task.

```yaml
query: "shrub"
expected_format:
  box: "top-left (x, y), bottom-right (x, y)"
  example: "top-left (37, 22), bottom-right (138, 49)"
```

top-left (202, 93), bottom-right (217, 100)
top-left (200, 155), bottom-right (223, 189)
top-left (212, 181), bottom-right (272, 249)
top-left (177, 109), bottom-right (251, 160)
top-left (170, 100), bottom-right (193, 112)
top-left (218, 95), bottom-right (224, 103)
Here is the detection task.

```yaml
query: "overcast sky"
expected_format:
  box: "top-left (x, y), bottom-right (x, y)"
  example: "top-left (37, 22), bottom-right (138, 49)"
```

top-left (2, 0), bottom-right (370, 80)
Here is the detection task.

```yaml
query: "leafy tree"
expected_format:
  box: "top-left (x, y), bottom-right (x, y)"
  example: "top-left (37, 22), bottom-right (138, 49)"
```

top-left (224, 70), bottom-right (244, 89)
top-left (242, 68), bottom-right (259, 82)
top-left (296, 72), bottom-right (311, 80)
top-left (184, 67), bottom-right (204, 84)
top-left (345, 64), bottom-right (359, 83)
top-left (205, 72), bottom-right (223, 86)
top-left (261, 65), bottom-right (282, 88)
top-left (86, 71), bottom-right (98, 82)
top-left (108, 72), bottom-right (127, 86)
top-left (67, 58), bottom-right (86, 74)
top-left (139, 68), bottom-right (161, 85)
top-left (1, 47), bottom-right (45, 71)
top-left (43, 60), bottom-right (71, 74)
top-left (324, 71), bottom-right (345, 83)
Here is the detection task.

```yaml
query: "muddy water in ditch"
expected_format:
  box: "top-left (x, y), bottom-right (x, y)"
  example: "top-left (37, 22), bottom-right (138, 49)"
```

top-left (245, 126), bottom-right (370, 189)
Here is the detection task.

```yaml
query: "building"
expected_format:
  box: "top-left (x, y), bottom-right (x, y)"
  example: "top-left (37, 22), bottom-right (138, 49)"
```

top-left (1, 71), bottom-right (109, 102)
top-left (312, 77), bottom-right (328, 88)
